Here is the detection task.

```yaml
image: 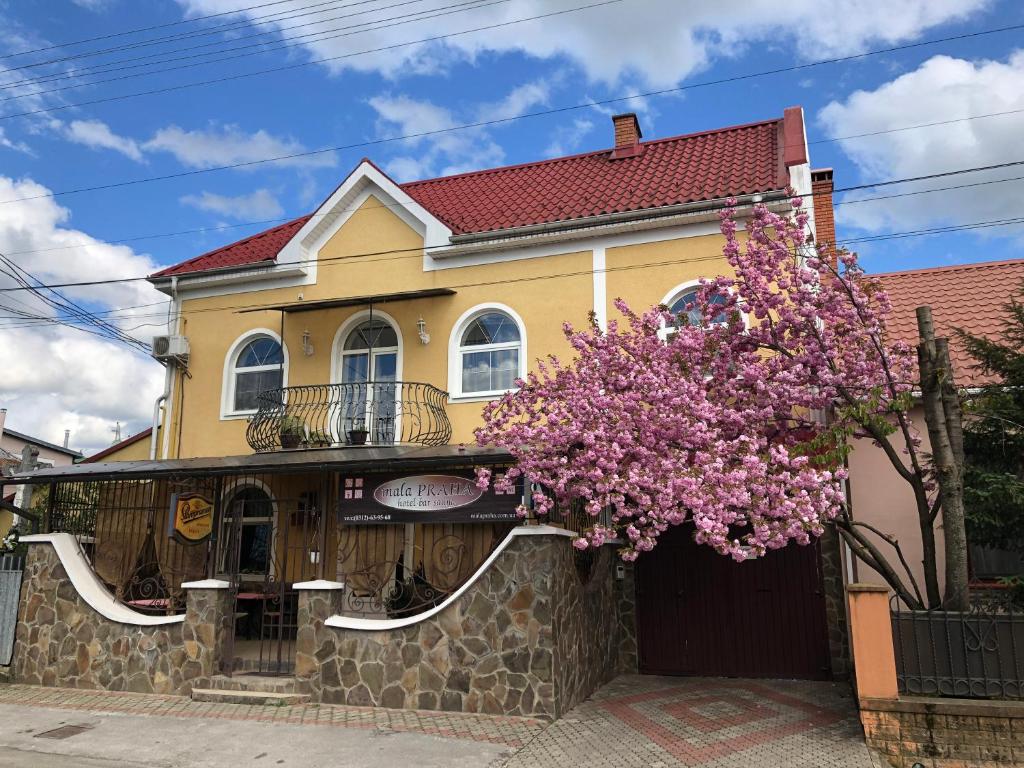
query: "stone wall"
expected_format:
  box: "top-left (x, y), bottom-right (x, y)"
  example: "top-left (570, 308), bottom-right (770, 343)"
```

top-left (12, 542), bottom-right (227, 695)
top-left (819, 527), bottom-right (850, 679)
top-left (861, 695), bottom-right (1024, 767)
top-left (296, 533), bottom-right (621, 718)
top-left (614, 560), bottom-right (638, 673)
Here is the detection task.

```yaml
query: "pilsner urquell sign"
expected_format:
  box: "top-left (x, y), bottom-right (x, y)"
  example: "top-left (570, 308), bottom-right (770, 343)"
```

top-left (338, 471), bottom-right (521, 524)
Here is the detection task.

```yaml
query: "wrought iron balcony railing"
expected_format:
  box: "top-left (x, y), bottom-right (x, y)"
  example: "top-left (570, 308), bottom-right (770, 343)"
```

top-left (245, 382), bottom-right (452, 452)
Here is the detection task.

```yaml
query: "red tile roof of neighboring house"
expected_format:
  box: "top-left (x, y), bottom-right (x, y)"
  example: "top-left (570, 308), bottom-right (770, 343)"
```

top-left (82, 428), bottom-right (152, 463)
top-left (877, 258), bottom-right (1024, 385)
top-left (152, 116), bottom-right (791, 278)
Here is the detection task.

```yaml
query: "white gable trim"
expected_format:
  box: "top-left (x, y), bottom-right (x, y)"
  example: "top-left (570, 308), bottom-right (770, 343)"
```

top-left (277, 160), bottom-right (453, 270)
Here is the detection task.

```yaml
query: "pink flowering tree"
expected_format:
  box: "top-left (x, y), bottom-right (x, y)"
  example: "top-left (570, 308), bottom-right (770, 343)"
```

top-left (476, 197), bottom-right (966, 610)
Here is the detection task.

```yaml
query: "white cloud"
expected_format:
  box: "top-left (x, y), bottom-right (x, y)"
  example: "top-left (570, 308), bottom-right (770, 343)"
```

top-left (819, 51), bottom-right (1024, 235)
top-left (0, 127), bottom-right (32, 155)
top-left (62, 119), bottom-right (143, 162)
top-left (181, 189), bottom-right (284, 220)
top-left (176, 0), bottom-right (988, 88)
top-left (71, 0), bottom-right (115, 9)
top-left (143, 123), bottom-right (336, 171)
top-left (369, 79), bottom-right (554, 179)
top-left (544, 118), bottom-right (595, 157)
top-left (0, 176), bottom-right (167, 455)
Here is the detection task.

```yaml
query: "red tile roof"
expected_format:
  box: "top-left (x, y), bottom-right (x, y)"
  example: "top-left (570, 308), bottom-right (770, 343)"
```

top-left (152, 116), bottom-right (790, 278)
top-left (150, 216), bottom-right (311, 278)
top-left (877, 258), bottom-right (1024, 385)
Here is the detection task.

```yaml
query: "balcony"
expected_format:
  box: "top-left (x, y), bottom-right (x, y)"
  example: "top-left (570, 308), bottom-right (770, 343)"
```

top-left (245, 382), bottom-right (452, 452)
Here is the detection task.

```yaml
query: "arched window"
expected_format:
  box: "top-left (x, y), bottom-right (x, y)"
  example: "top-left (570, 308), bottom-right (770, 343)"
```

top-left (665, 284), bottom-right (728, 332)
top-left (227, 334), bottom-right (285, 415)
top-left (218, 485), bottom-right (274, 578)
top-left (452, 307), bottom-right (524, 397)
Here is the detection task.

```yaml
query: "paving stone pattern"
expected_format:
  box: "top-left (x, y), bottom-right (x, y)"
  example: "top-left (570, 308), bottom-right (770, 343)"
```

top-left (12, 543), bottom-right (227, 695)
top-left (502, 674), bottom-right (875, 768)
top-left (297, 534), bottom-right (621, 718)
top-left (0, 683), bottom-right (546, 748)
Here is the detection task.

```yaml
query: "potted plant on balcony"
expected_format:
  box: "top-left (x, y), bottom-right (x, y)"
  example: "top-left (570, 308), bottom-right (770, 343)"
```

top-left (305, 429), bottom-right (332, 448)
top-left (279, 415), bottom-right (305, 449)
top-left (348, 418), bottom-right (369, 446)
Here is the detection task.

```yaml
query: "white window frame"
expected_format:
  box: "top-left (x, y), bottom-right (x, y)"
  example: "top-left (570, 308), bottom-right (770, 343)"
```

top-left (221, 328), bottom-right (289, 420)
top-left (448, 303), bottom-right (527, 402)
top-left (658, 280), bottom-right (738, 341)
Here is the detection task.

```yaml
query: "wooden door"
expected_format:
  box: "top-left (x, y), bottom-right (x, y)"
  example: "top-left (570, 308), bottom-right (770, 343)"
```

top-left (636, 524), bottom-right (831, 680)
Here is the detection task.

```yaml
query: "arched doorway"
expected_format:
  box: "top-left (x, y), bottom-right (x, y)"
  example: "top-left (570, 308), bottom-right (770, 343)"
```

top-left (335, 315), bottom-right (401, 444)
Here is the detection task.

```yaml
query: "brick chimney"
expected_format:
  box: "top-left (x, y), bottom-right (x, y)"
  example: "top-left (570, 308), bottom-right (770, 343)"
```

top-left (811, 168), bottom-right (836, 269)
top-left (610, 113), bottom-right (643, 159)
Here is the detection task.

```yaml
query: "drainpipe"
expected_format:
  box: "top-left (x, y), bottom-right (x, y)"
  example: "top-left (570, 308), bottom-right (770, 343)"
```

top-left (150, 277), bottom-right (178, 460)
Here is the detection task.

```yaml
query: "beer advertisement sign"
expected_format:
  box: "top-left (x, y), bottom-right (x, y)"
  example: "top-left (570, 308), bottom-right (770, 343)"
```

top-left (169, 492), bottom-right (214, 543)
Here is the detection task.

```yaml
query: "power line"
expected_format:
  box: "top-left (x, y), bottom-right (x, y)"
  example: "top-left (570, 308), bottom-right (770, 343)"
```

top-left (0, 0), bottom-right (355, 60)
top-left (0, 0), bottom-right (373, 74)
top-left (0, 0), bottom-right (621, 121)
top-left (3, 213), bottom-right (1022, 333)
top-left (4, 163), bottom-right (1019, 299)
top-left (1, 0), bottom-right (511, 101)
top-left (1, 0), bottom-right (435, 89)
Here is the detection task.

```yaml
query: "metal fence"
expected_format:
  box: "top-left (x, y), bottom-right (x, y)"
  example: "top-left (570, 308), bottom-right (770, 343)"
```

top-left (0, 554), bottom-right (25, 666)
top-left (891, 592), bottom-right (1024, 699)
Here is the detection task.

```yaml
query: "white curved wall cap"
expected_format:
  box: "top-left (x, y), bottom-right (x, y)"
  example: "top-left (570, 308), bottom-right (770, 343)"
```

top-left (180, 579), bottom-right (231, 589)
top-left (325, 525), bottom-right (577, 632)
top-left (293, 580), bottom-right (345, 591)
top-left (21, 534), bottom-right (185, 627)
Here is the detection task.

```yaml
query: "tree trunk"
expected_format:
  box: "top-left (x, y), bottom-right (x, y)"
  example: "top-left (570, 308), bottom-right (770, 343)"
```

top-left (916, 307), bottom-right (970, 611)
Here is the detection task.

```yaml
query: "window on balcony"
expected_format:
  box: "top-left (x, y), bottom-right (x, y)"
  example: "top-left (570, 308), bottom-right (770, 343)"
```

top-left (224, 332), bottom-right (286, 417)
top-left (452, 306), bottom-right (524, 399)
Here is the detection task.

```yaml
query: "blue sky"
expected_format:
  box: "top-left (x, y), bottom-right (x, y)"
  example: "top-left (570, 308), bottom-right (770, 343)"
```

top-left (1, 0), bottom-right (1023, 452)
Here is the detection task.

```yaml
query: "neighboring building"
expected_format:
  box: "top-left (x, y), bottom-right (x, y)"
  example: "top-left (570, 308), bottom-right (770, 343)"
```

top-left (82, 428), bottom-right (154, 464)
top-left (6, 108), bottom-right (846, 712)
top-left (846, 258), bottom-right (1024, 596)
top-left (0, 409), bottom-right (82, 535)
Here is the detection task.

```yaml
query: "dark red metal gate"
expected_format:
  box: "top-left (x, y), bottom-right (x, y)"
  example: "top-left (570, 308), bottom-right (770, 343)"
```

top-left (636, 524), bottom-right (831, 680)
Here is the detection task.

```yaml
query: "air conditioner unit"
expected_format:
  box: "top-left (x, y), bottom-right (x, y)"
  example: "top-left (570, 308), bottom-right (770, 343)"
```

top-left (151, 335), bottom-right (190, 361)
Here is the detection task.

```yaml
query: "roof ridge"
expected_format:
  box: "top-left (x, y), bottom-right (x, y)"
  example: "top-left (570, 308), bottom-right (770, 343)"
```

top-left (874, 256), bottom-right (1024, 279)
top-left (399, 117), bottom-right (783, 189)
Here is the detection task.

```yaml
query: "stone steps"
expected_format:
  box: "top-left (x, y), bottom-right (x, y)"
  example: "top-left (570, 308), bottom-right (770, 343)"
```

top-left (190, 687), bottom-right (310, 706)
top-left (209, 674), bottom-right (298, 694)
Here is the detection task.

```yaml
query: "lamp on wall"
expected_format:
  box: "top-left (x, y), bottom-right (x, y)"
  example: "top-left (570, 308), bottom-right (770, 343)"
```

top-left (416, 317), bottom-right (430, 345)
top-left (301, 329), bottom-right (314, 357)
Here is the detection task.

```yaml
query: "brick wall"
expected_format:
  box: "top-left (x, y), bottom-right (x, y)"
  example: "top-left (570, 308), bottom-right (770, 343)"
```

top-left (861, 695), bottom-right (1024, 767)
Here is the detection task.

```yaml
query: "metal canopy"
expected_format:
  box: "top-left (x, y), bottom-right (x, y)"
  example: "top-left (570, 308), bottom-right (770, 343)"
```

top-left (5, 444), bottom-right (513, 483)
top-left (237, 287), bottom-right (456, 314)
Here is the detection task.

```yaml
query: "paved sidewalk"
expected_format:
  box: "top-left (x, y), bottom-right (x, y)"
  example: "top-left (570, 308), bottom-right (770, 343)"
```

top-left (0, 677), bottom-right (875, 767)
top-left (503, 675), bottom-right (875, 767)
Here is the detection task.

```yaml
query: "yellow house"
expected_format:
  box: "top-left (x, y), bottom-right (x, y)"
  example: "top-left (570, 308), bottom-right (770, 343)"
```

top-left (6, 108), bottom-right (847, 709)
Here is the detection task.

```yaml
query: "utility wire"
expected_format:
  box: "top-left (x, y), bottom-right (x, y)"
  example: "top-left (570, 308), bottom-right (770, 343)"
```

top-left (0, 0), bottom-right (360, 60)
top-left (3, 212), bottom-right (1022, 334)
top-left (1, 0), bottom-right (435, 88)
top-left (2, 11), bottom-right (1020, 124)
top-left (0, 0), bottom-right (621, 121)
top-left (1, 0), bottom-right (511, 101)
top-left (0, 0), bottom-right (378, 74)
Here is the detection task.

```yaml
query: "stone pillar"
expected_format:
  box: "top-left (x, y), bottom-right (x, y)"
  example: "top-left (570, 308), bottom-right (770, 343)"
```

top-left (846, 583), bottom-right (898, 701)
top-left (182, 579), bottom-right (233, 686)
top-left (614, 560), bottom-right (638, 674)
top-left (293, 580), bottom-right (345, 698)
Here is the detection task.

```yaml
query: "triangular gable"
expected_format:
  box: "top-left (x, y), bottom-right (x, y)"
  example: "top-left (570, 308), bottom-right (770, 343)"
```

top-left (275, 159), bottom-right (453, 269)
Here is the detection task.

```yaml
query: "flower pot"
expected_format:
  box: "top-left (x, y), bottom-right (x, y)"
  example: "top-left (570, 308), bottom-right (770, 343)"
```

top-left (280, 433), bottom-right (302, 449)
top-left (348, 429), bottom-right (369, 446)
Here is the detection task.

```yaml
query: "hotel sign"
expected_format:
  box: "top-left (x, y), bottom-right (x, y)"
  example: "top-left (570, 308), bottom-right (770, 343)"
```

top-left (339, 472), bottom-right (521, 524)
top-left (168, 492), bottom-right (214, 543)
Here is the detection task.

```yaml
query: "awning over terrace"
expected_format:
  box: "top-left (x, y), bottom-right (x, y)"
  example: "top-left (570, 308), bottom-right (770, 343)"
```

top-left (5, 444), bottom-right (513, 484)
